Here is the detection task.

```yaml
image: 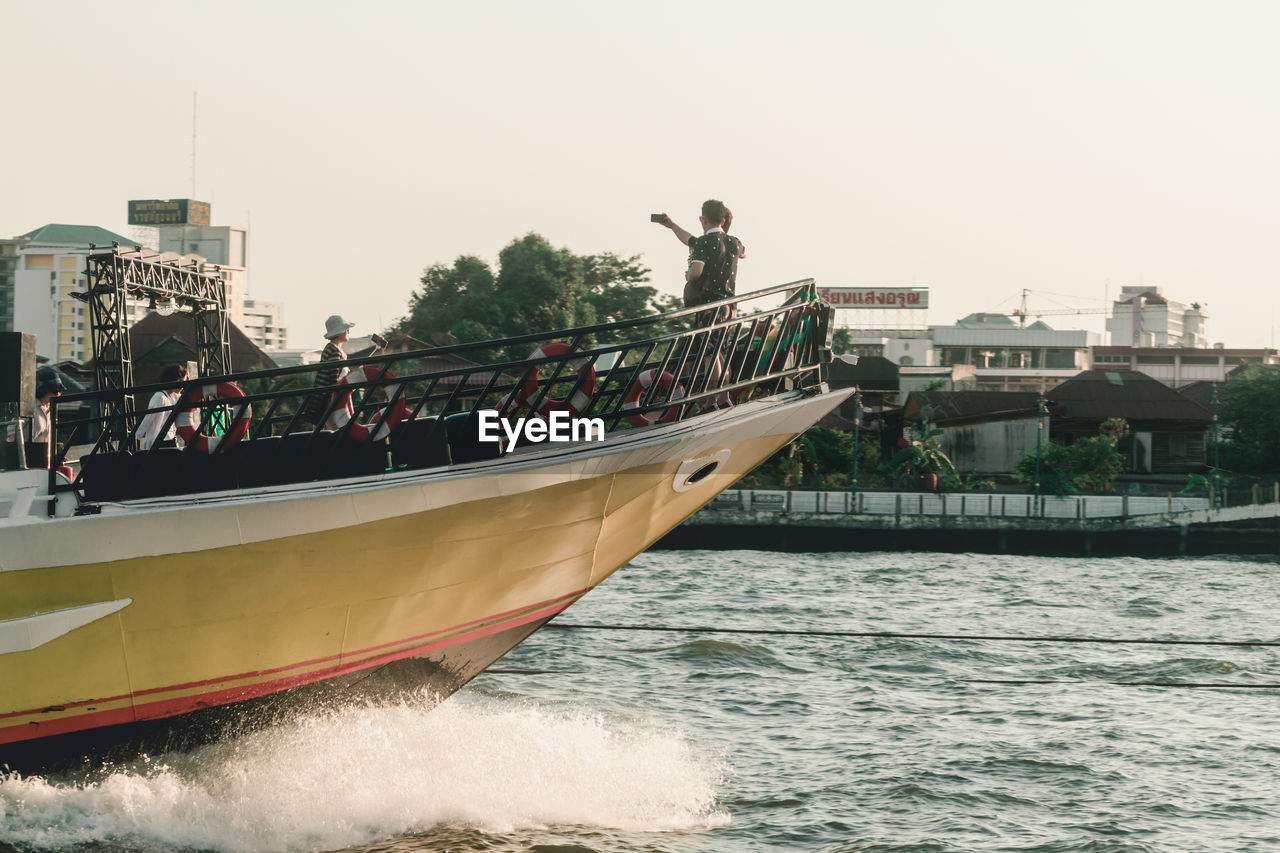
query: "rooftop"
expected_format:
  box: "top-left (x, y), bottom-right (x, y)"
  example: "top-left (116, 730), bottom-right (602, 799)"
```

top-left (1049, 369), bottom-right (1212, 423)
top-left (19, 223), bottom-right (138, 248)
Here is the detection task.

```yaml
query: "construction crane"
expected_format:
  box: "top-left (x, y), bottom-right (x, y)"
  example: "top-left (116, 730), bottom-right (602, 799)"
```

top-left (1006, 288), bottom-right (1110, 328)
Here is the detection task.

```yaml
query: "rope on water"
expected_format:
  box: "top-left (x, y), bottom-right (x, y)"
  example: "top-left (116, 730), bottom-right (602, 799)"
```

top-left (962, 679), bottom-right (1280, 689)
top-left (545, 622), bottom-right (1280, 648)
top-left (521, 624), bottom-right (1280, 689)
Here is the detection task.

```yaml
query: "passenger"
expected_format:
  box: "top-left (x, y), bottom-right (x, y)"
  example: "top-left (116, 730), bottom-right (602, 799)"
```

top-left (27, 374), bottom-right (64, 468)
top-left (301, 315), bottom-right (356, 429)
top-left (654, 199), bottom-right (746, 406)
top-left (654, 200), bottom-right (746, 307)
top-left (136, 364), bottom-right (189, 450)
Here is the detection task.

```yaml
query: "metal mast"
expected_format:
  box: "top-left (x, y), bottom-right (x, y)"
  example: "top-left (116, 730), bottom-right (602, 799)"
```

top-left (81, 243), bottom-right (229, 449)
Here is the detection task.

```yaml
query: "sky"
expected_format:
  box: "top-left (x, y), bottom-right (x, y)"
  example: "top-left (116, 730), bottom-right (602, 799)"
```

top-left (3, 0), bottom-right (1278, 350)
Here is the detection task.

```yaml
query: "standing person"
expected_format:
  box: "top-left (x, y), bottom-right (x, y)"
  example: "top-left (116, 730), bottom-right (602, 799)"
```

top-left (654, 199), bottom-right (746, 309)
top-left (302, 315), bottom-right (356, 428)
top-left (27, 374), bottom-right (64, 469)
top-left (136, 364), bottom-right (189, 450)
top-left (654, 200), bottom-right (746, 405)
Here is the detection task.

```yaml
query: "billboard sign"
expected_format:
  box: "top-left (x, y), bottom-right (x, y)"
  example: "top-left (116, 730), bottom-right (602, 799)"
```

top-left (127, 199), bottom-right (211, 226)
top-left (817, 287), bottom-right (929, 309)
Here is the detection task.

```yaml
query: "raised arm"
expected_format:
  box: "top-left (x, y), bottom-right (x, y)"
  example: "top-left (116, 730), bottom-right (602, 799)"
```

top-left (654, 213), bottom-right (696, 247)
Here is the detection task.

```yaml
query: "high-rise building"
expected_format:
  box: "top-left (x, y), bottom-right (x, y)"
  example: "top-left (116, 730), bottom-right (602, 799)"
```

top-left (11, 201), bottom-right (289, 360)
top-left (1106, 286), bottom-right (1208, 348)
top-left (11, 224), bottom-right (137, 363)
top-left (0, 236), bottom-right (30, 333)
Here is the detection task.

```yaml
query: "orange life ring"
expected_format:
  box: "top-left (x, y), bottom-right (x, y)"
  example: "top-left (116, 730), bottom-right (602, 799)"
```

top-left (176, 382), bottom-right (251, 453)
top-left (516, 343), bottom-right (596, 416)
top-left (622, 369), bottom-right (685, 427)
top-left (333, 365), bottom-right (410, 441)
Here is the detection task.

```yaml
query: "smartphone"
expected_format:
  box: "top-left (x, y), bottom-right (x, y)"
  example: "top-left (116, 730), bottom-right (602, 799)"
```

top-left (650, 213), bottom-right (666, 223)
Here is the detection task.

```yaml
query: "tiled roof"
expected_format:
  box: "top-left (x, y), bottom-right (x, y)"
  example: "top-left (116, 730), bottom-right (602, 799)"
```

top-left (904, 390), bottom-right (1041, 424)
top-left (20, 224), bottom-right (138, 247)
top-left (128, 312), bottom-right (277, 371)
top-left (1049, 370), bottom-right (1211, 423)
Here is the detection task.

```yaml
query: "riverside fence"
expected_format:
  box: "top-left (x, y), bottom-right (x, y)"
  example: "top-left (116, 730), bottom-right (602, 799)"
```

top-left (708, 490), bottom-right (1211, 520)
top-left (664, 487), bottom-right (1280, 555)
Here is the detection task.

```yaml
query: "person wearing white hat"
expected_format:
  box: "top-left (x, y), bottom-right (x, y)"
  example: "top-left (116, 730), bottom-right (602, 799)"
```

top-left (301, 315), bottom-right (356, 427)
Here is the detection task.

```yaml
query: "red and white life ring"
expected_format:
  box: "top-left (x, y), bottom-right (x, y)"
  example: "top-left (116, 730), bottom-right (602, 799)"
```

top-left (622, 369), bottom-right (685, 427)
top-left (176, 382), bottom-right (252, 454)
top-left (516, 343), bottom-right (596, 417)
top-left (332, 365), bottom-right (410, 441)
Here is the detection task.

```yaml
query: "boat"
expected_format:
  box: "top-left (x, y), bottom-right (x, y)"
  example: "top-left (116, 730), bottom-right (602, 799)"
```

top-left (0, 245), bottom-right (849, 774)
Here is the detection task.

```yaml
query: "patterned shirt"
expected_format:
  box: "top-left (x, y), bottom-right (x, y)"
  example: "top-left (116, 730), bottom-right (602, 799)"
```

top-left (302, 340), bottom-right (346, 423)
top-left (314, 340), bottom-right (346, 388)
top-left (684, 228), bottom-right (744, 308)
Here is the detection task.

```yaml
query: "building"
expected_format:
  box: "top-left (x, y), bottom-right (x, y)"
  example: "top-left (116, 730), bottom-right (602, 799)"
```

top-left (1106, 286), bottom-right (1207, 348)
top-left (11, 202), bottom-right (289, 359)
top-left (126, 312), bottom-right (277, 385)
top-left (903, 390), bottom-right (1042, 476)
top-left (11, 224), bottom-right (137, 363)
top-left (241, 298), bottom-right (288, 351)
top-left (0, 237), bottom-right (31, 333)
top-left (848, 313), bottom-right (1099, 393)
top-left (902, 370), bottom-right (1213, 479)
top-left (1047, 369), bottom-right (1212, 475)
top-left (1091, 344), bottom-right (1279, 386)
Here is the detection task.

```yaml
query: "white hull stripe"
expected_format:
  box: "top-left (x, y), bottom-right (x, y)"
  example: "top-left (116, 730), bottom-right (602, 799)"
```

top-left (0, 599), bottom-right (133, 655)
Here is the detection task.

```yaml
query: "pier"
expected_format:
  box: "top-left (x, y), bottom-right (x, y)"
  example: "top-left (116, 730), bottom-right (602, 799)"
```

top-left (658, 489), bottom-right (1280, 556)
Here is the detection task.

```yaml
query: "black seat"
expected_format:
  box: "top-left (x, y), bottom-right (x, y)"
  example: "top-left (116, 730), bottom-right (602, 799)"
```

top-left (278, 431), bottom-right (388, 481)
top-left (131, 448), bottom-right (191, 498)
top-left (389, 417), bottom-right (450, 470)
top-left (79, 451), bottom-right (133, 501)
top-left (184, 446), bottom-right (241, 494)
top-left (228, 436), bottom-right (286, 488)
top-left (445, 412), bottom-right (504, 463)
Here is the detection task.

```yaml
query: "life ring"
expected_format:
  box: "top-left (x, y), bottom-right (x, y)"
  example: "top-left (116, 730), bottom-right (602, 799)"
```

top-left (176, 382), bottom-right (251, 453)
top-left (516, 343), bottom-right (596, 416)
top-left (622, 369), bottom-right (685, 427)
top-left (333, 365), bottom-right (410, 441)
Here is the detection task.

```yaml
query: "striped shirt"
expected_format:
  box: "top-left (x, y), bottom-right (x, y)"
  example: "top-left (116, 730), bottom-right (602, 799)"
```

top-left (302, 340), bottom-right (346, 423)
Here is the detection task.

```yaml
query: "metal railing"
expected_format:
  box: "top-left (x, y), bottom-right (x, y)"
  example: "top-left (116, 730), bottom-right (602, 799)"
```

top-left (48, 280), bottom-right (832, 507)
top-left (709, 490), bottom-right (1213, 519)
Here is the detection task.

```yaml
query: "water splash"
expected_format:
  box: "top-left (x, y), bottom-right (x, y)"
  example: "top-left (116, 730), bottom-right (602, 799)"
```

top-left (0, 694), bottom-right (727, 853)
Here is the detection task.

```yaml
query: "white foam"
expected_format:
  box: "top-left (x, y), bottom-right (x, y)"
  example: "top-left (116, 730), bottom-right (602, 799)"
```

top-left (0, 693), bottom-right (728, 852)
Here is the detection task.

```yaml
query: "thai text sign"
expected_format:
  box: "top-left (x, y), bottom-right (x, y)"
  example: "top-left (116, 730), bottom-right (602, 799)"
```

top-left (127, 199), bottom-right (212, 226)
top-left (818, 287), bottom-right (929, 309)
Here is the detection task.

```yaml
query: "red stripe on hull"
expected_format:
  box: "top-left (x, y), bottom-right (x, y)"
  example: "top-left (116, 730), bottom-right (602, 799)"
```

top-left (0, 593), bottom-right (585, 746)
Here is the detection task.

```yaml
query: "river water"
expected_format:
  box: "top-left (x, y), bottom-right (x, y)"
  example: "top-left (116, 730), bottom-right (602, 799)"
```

top-left (3, 550), bottom-right (1279, 852)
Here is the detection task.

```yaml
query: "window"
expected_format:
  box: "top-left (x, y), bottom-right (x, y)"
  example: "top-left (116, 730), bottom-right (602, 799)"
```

top-left (1046, 349), bottom-right (1076, 369)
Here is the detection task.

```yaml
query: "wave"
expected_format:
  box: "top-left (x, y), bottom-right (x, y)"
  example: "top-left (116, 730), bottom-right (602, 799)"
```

top-left (0, 694), bottom-right (727, 853)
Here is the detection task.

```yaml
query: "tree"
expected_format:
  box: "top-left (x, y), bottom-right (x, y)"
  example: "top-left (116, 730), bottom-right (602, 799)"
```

top-left (885, 425), bottom-right (962, 491)
top-left (1015, 417), bottom-right (1128, 495)
top-left (396, 233), bottom-right (663, 362)
top-left (736, 427), bottom-right (887, 489)
top-left (1218, 365), bottom-right (1280, 473)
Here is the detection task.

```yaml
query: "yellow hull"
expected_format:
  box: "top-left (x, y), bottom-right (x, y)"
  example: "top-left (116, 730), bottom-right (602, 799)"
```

top-left (0, 391), bottom-right (847, 759)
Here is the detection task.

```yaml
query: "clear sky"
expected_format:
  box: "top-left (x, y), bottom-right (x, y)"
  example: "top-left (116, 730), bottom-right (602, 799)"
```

top-left (4, 0), bottom-right (1277, 349)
